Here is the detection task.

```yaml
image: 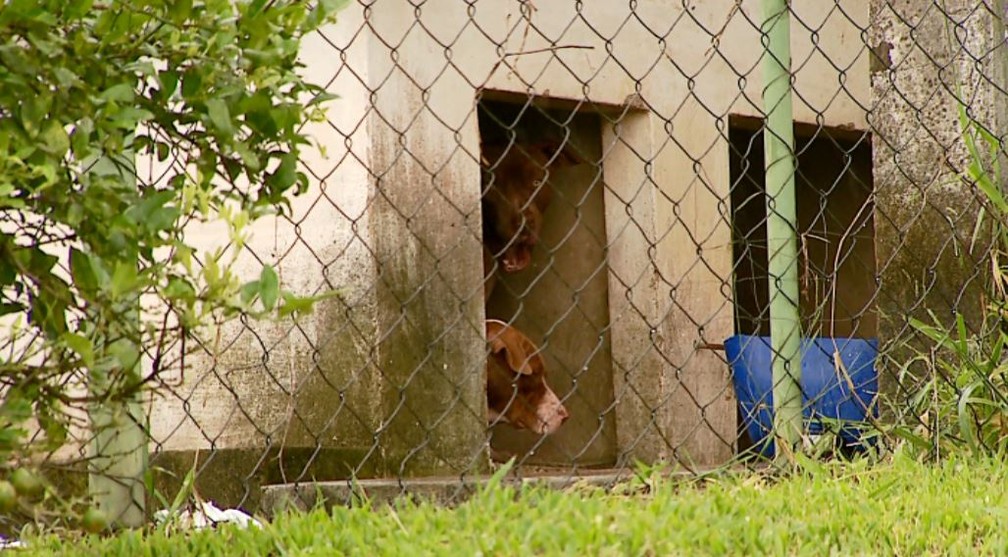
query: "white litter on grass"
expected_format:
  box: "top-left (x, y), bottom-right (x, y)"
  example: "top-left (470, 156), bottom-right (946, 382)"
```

top-left (154, 500), bottom-right (263, 530)
top-left (0, 536), bottom-right (24, 549)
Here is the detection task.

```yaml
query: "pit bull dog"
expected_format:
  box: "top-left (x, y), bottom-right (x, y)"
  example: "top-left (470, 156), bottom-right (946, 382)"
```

top-left (485, 319), bottom-right (569, 434)
top-left (481, 141), bottom-right (582, 300)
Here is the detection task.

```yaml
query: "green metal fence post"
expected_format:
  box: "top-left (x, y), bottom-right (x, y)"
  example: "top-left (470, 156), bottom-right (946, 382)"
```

top-left (760, 0), bottom-right (804, 460)
top-left (86, 150), bottom-right (147, 528)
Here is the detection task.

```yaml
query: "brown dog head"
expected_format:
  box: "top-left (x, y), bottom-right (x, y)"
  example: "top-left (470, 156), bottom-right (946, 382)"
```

top-left (481, 141), bottom-right (582, 274)
top-left (485, 319), bottom-right (569, 434)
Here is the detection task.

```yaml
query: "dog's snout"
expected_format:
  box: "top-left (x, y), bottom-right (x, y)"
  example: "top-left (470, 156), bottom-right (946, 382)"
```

top-left (501, 249), bottom-right (532, 273)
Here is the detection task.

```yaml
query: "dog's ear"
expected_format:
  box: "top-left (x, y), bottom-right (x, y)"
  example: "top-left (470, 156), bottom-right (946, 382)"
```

top-left (537, 141), bottom-right (584, 167)
top-left (486, 321), bottom-right (543, 375)
top-left (510, 333), bottom-right (544, 375)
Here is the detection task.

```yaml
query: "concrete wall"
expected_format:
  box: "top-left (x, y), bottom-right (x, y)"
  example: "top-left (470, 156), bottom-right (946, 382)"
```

top-left (869, 0), bottom-right (1003, 390)
top-left (147, 0), bottom-right (874, 484)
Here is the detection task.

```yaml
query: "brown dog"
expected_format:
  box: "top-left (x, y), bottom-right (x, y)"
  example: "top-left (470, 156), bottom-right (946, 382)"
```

top-left (485, 319), bottom-right (569, 434)
top-left (481, 141), bottom-right (582, 299)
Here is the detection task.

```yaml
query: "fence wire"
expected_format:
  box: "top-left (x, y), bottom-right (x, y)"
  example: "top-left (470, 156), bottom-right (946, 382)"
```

top-left (9, 0), bottom-right (1008, 525)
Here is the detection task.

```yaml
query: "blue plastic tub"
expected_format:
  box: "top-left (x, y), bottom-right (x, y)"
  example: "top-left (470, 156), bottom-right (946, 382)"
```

top-left (724, 335), bottom-right (879, 457)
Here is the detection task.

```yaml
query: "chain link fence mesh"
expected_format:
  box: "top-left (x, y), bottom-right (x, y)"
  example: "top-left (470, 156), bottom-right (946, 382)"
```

top-left (12, 0), bottom-right (1008, 522)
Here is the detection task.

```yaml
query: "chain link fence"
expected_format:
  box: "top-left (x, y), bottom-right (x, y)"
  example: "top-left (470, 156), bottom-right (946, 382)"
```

top-left (12, 0), bottom-right (1008, 524)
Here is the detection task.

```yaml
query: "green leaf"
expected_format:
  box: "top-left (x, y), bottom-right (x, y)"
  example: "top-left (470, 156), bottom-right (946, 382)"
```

top-left (109, 261), bottom-right (139, 299)
top-left (957, 102), bottom-right (1008, 213)
top-left (52, 67), bottom-right (79, 88)
top-left (110, 106), bottom-right (155, 128)
top-left (240, 280), bottom-right (260, 306)
top-left (70, 117), bottom-right (94, 159)
top-left (158, 70), bottom-right (179, 100)
top-left (26, 248), bottom-right (58, 275)
top-left (96, 7), bottom-right (136, 43)
top-left (64, 0), bottom-right (94, 18)
top-left (277, 290), bottom-right (341, 318)
top-left (233, 142), bottom-right (261, 172)
top-left (203, 253), bottom-right (221, 286)
top-left (0, 303), bottom-right (24, 317)
top-left (62, 332), bottom-right (95, 368)
top-left (306, 0), bottom-right (351, 31)
top-left (222, 157), bottom-right (243, 182)
top-left (30, 288), bottom-right (68, 337)
top-left (245, 0), bottom-right (270, 17)
top-left (157, 141), bottom-right (170, 162)
top-left (181, 69), bottom-right (203, 100)
top-left (0, 392), bottom-right (32, 425)
top-left (265, 152), bottom-right (298, 197)
top-left (109, 339), bottom-right (141, 373)
top-left (245, 107), bottom-right (278, 136)
top-left (236, 91), bottom-right (272, 116)
top-left (270, 105), bottom-right (300, 132)
top-left (0, 249), bottom-right (15, 286)
top-left (149, 206), bottom-right (180, 233)
top-left (70, 248), bottom-right (100, 296)
top-left (39, 119), bottom-right (70, 156)
top-left (206, 98), bottom-right (234, 135)
top-left (166, 465), bottom-right (198, 528)
top-left (308, 91), bottom-right (340, 107)
top-left (100, 83), bottom-right (136, 104)
top-left (277, 292), bottom-right (314, 318)
top-left (164, 277), bottom-right (195, 300)
top-left (37, 406), bottom-right (68, 449)
top-left (0, 184), bottom-right (26, 209)
top-left (259, 265), bottom-right (279, 311)
top-left (127, 190), bottom-right (178, 232)
top-left (172, 244), bottom-right (193, 273)
top-left (20, 96), bottom-right (48, 137)
top-left (168, 0), bottom-right (194, 24)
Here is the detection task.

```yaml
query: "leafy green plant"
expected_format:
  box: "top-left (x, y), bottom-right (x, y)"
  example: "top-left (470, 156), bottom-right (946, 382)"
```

top-left (0, 0), bottom-right (346, 527)
top-left (898, 313), bottom-right (1008, 455)
top-left (891, 102), bottom-right (1008, 457)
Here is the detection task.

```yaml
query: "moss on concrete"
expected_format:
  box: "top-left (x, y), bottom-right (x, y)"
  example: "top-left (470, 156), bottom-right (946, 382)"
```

top-left (148, 447), bottom-right (380, 514)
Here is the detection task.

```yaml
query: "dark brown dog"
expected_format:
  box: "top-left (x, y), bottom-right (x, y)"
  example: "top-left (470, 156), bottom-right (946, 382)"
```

top-left (481, 141), bottom-right (582, 299)
top-left (485, 319), bottom-right (569, 434)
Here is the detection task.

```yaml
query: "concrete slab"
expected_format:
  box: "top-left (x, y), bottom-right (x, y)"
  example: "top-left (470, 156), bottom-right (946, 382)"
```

top-left (258, 464), bottom-right (759, 517)
top-left (261, 468), bottom-right (638, 516)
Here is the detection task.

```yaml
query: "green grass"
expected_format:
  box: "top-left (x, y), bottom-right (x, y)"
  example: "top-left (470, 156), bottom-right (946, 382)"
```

top-left (18, 451), bottom-right (1008, 556)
